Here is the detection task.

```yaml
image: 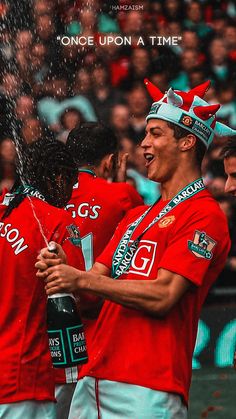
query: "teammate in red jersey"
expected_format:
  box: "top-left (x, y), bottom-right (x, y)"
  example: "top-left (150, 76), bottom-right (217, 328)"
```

top-left (54, 122), bottom-right (143, 418)
top-left (66, 122), bottom-right (143, 269)
top-left (0, 140), bottom-right (84, 419)
top-left (36, 80), bottom-right (235, 419)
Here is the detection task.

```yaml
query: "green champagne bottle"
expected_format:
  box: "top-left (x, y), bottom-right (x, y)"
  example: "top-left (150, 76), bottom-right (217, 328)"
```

top-left (46, 244), bottom-right (88, 368)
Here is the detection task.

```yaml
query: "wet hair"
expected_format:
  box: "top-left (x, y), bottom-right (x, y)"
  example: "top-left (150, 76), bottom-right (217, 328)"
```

top-left (66, 122), bottom-right (118, 167)
top-left (167, 121), bottom-right (206, 168)
top-left (222, 137), bottom-right (236, 159)
top-left (2, 139), bottom-right (77, 219)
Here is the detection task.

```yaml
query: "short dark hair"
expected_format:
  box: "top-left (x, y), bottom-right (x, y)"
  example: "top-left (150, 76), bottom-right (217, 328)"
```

top-left (222, 137), bottom-right (236, 159)
top-left (167, 121), bottom-right (207, 168)
top-left (67, 122), bottom-right (118, 167)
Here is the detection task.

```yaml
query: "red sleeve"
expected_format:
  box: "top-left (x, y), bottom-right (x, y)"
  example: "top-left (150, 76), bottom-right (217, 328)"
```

top-left (125, 184), bottom-right (144, 207)
top-left (159, 209), bottom-right (230, 287)
top-left (115, 183), bottom-right (143, 213)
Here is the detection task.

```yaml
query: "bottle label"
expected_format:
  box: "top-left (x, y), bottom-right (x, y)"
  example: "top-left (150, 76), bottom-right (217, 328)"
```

top-left (48, 329), bottom-right (67, 366)
top-left (67, 325), bottom-right (88, 362)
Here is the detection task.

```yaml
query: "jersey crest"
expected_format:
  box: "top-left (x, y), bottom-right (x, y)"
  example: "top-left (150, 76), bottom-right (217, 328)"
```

top-left (158, 215), bottom-right (176, 228)
top-left (188, 230), bottom-right (216, 260)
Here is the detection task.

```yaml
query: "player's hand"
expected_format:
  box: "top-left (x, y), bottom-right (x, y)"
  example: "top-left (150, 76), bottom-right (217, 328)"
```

top-left (114, 152), bottom-right (128, 183)
top-left (43, 264), bottom-right (81, 294)
top-left (35, 242), bottom-right (67, 275)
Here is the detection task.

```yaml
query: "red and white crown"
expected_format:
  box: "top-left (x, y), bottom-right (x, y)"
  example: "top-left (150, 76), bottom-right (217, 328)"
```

top-left (145, 79), bottom-right (236, 148)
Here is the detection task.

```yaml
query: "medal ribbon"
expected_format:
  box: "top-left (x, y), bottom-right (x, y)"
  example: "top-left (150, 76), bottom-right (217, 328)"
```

top-left (111, 178), bottom-right (205, 279)
top-left (2, 185), bottom-right (46, 206)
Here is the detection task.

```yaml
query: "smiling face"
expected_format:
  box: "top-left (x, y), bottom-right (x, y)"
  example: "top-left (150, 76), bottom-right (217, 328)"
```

top-left (141, 119), bottom-right (181, 183)
top-left (224, 156), bottom-right (236, 196)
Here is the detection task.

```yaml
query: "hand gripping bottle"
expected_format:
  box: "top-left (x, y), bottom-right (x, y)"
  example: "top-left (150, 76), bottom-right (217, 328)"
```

top-left (46, 243), bottom-right (88, 368)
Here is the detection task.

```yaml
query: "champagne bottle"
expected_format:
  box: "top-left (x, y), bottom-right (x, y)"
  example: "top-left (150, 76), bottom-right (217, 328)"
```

top-left (46, 243), bottom-right (88, 368)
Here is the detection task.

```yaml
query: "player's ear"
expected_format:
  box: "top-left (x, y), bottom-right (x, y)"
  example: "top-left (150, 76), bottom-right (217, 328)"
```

top-left (99, 154), bottom-right (114, 179)
top-left (178, 134), bottom-right (197, 152)
top-left (107, 153), bottom-right (115, 171)
top-left (104, 154), bottom-right (114, 177)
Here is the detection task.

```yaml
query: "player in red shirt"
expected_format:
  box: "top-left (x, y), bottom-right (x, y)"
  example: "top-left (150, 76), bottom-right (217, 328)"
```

top-left (55, 122), bottom-right (143, 418)
top-left (36, 81), bottom-right (236, 418)
top-left (0, 139), bottom-right (84, 419)
top-left (66, 122), bottom-right (143, 269)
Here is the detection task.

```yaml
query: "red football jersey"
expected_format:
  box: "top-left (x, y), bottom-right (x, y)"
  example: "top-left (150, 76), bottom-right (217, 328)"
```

top-left (0, 192), bottom-right (84, 403)
top-left (55, 172), bottom-right (143, 384)
top-left (66, 172), bottom-right (143, 269)
top-left (79, 189), bottom-right (230, 405)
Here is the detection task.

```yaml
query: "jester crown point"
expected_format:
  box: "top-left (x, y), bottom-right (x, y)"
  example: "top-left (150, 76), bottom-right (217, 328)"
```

top-left (145, 78), bottom-right (219, 120)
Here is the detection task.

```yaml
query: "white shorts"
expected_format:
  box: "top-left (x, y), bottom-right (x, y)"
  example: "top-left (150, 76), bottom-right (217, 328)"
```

top-left (0, 400), bottom-right (56, 419)
top-left (68, 376), bottom-right (187, 419)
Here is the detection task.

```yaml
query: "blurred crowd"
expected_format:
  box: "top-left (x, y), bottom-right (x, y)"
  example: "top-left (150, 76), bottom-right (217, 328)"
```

top-left (0, 0), bottom-right (236, 299)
